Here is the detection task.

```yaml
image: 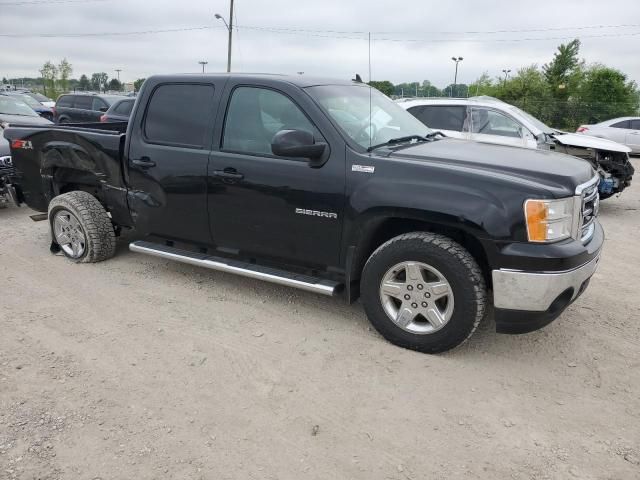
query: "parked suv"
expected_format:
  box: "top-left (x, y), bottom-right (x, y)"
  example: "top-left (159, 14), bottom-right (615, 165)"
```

top-left (399, 96), bottom-right (634, 198)
top-left (54, 93), bottom-right (127, 124)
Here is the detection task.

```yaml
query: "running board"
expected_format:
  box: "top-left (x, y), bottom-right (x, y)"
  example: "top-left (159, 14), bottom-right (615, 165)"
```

top-left (129, 240), bottom-right (340, 296)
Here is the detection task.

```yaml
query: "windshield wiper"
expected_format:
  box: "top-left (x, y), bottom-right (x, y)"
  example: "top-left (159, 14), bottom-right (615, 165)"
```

top-left (367, 132), bottom-right (445, 152)
top-left (367, 135), bottom-right (428, 152)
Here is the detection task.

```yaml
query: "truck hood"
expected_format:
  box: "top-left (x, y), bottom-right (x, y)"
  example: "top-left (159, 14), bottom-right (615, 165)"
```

top-left (551, 132), bottom-right (632, 153)
top-left (388, 138), bottom-right (594, 196)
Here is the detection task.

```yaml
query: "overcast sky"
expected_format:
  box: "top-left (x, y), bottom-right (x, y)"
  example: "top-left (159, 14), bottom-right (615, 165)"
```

top-left (1, 0), bottom-right (639, 87)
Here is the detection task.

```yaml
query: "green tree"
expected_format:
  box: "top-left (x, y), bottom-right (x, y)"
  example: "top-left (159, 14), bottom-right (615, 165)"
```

top-left (494, 66), bottom-right (553, 123)
top-left (108, 78), bottom-right (122, 91)
top-left (543, 39), bottom-right (584, 127)
top-left (39, 61), bottom-right (58, 97)
top-left (78, 74), bottom-right (90, 91)
top-left (58, 58), bottom-right (73, 92)
top-left (442, 83), bottom-right (469, 98)
top-left (575, 65), bottom-right (639, 124)
top-left (468, 72), bottom-right (497, 97)
top-left (133, 78), bottom-right (146, 92)
top-left (368, 80), bottom-right (394, 97)
top-left (421, 80), bottom-right (441, 97)
top-left (91, 72), bottom-right (108, 91)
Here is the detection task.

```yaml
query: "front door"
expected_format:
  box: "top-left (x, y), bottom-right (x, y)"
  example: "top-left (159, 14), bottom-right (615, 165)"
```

top-left (207, 84), bottom-right (346, 268)
top-left (126, 81), bottom-right (219, 244)
top-left (469, 107), bottom-right (528, 148)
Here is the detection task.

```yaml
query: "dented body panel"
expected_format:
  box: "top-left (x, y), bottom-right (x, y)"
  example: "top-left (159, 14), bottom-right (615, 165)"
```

top-left (3, 123), bottom-right (134, 227)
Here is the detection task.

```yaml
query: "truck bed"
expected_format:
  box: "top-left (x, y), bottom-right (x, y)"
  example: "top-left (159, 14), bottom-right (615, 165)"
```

top-left (3, 122), bottom-right (129, 220)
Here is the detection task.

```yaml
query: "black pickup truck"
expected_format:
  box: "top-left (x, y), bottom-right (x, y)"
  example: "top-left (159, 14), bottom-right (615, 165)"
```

top-left (4, 74), bottom-right (604, 353)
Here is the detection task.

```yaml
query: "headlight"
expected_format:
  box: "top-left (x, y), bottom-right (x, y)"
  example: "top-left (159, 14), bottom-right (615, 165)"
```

top-left (524, 198), bottom-right (575, 243)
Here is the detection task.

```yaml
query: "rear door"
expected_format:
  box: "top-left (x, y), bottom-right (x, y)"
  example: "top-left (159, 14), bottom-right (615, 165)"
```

top-left (606, 120), bottom-right (631, 144)
top-left (207, 81), bottom-right (346, 268)
top-left (626, 119), bottom-right (640, 152)
top-left (407, 104), bottom-right (468, 139)
top-left (469, 107), bottom-right (528, 148)
top-left (73, 95), bottom-right (94, 122)
top-left (126, 80), bottom-right (222, 244)
top-left (91, 97), bottom-right (109, 122)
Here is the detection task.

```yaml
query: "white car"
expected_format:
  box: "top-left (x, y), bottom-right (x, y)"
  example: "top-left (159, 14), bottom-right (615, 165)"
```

top-left (398, 96), bottom-right (634, 198)
top-left (577, 117), bottom-right (640, 154)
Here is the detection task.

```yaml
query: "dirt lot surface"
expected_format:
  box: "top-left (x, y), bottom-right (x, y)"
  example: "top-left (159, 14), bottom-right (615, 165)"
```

top-left (1, 160), bottom-right (639, 480)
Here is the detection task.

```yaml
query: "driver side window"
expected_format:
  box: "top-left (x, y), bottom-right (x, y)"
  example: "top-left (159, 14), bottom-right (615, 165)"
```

top-left (222, 87), bottom-right (322, 156)
top-left (470, 108), bottom-right (522, 138)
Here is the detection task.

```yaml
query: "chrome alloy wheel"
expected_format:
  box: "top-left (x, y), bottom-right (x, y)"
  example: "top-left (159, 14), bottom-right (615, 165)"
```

top-left (379, 261), bottom-right (455, 334)
top-left (53, 209), bottom-right (86, 259)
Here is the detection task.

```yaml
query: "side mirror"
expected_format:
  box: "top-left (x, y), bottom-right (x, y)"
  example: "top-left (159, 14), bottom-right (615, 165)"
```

top-left (99, 107), bottom-right (108, 112)
top-left (271, 129), bottom-right (327, 167)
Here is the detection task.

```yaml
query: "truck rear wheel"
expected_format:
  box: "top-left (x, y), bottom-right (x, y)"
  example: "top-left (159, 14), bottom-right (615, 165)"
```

top-left (361, 232), bottom-right (487, 353)
top-left (48, 191), bottom-right (116, 263)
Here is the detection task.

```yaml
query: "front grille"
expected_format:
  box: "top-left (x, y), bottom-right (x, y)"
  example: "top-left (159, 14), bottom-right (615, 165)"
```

top-left (580, 182), bottom-right (599, 243)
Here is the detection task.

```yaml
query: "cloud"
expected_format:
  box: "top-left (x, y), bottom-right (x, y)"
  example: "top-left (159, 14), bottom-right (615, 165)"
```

top-left (1, 0), bottom-right (639, 86)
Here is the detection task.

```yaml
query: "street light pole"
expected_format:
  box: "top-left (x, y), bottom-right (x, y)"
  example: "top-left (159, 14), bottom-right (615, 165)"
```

top-left (115, 69), bottom-right (122, 91)
top-left (215, 0), bottom-right (234, 73)
top-left (451, 56), bottom-right (463, 97)
top-left (199, 61), bottom-right (208, 73)
top-left (502, 69), bottom-right (511, 87)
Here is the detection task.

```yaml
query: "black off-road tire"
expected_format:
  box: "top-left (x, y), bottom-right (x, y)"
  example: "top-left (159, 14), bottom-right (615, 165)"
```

top-left (48, 191), bottom-right (116, 263)
top-left (361, 232), bottom-right (487, 353)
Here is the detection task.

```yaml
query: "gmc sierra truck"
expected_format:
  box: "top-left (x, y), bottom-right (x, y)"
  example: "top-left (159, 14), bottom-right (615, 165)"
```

top-left (4, 74), bottom-right (604, 353)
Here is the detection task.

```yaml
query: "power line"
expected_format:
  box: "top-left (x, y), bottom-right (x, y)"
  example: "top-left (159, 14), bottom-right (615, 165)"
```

top-left (1, 23), bottom-right (640, 44)
top-left (0, 0), bottom-right (111, 5)
top-left (0, 25), bottom-right (219, 38)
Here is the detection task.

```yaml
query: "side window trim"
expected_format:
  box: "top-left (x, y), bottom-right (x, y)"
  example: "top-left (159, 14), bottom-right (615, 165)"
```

top-left (141, 82), bottom-right (215, 150)
top-left (612, 120), bottom-right (630, 129)
top-left (220, 84), bottom-right (325, 161)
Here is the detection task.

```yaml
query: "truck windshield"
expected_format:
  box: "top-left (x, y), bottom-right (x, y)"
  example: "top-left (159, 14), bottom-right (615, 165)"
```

top-left (306, 85), bottom-right (431, 149)
top-left (0, 95), bottom-right (39, 117)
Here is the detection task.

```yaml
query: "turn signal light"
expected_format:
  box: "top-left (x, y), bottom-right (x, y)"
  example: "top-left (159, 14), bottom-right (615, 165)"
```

top-left (524, 198), bottom-right (574, 243)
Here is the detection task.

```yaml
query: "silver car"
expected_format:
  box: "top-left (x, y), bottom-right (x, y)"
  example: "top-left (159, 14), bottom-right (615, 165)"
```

top-left (398, 96), bottom-right (634, 198)
top-left (577, 117), bottom-right (640, 154)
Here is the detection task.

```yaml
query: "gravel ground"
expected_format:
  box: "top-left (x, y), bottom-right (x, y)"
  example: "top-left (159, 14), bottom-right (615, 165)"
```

top-left (1, 160), bottom-right (639, 480)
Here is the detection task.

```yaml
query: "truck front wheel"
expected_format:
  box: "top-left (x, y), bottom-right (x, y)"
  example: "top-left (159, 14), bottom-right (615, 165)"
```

top-left (361, 232), bottom-right (487, 353)
top-left (48, 191), bottom-right (116, 263)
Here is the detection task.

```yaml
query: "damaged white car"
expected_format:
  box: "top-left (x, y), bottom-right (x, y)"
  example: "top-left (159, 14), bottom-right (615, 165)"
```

top-left (398, 96), bottom-right (634, 198)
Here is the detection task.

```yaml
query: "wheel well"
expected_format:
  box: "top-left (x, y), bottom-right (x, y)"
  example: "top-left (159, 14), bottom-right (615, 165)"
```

top-left (53, 168), bottom-right (102, 200)
top-left (352, 218), bottom-right (491, 289)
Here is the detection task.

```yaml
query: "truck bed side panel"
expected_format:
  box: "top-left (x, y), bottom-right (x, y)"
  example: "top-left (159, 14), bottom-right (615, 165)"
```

top-left (4, 125), bottom-right (133, 226)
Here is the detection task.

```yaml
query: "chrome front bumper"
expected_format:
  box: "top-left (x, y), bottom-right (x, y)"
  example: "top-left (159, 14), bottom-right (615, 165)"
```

top-left (492, 254), bottom-right (601, 312)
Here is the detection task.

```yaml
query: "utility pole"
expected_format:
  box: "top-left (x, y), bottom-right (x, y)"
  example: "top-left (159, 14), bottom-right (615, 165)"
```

top-left (199, 61), bottom-right (208, 73)
top-left (451, 56), bottom-right (463, 97)
top-left (502, 69), bottom-right (511, 87)
top-left (215, 0), bottom-right (234, 73)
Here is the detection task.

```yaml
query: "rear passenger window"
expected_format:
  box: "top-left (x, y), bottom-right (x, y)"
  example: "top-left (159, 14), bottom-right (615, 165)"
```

top-left (409, 105), bottom-right (467, 132)
top-left (144, 84), bottom-right (215, 148)
top-left (611, 120), bottom-right (630, 129)
top-left (92, 98), bottom-right (108, 112)
top-left (56, 96), bottom-right (73, 108)
top-left (630, 120), bottom-right (640, 130)
top-left (114, 101), bottom-right (133, 115)
top-left (75, 96), bottom-right (93, 110)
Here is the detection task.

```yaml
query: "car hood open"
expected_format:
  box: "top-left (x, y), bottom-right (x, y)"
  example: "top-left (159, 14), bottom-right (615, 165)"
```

top-left (551, 132), bottom-right (632, 153)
